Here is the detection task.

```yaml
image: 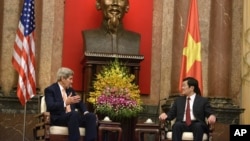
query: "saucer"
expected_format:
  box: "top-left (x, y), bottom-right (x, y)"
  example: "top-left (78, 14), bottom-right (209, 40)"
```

top-left (102, 119), bottom-right (112, 122)
top-left (144, 121), bottom-right (154, 124)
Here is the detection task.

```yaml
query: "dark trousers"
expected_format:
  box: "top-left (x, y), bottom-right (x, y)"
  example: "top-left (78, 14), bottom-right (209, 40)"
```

top-left (52, 111), bottom-right (97, 141)
top-left (172, 121), bottom-right (207, 141)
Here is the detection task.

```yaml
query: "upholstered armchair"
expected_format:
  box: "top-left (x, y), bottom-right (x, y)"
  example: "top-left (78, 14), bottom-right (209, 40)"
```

top-left (160, 119), bottom-right (214, 141)
top-left (33, 96), bottom-right (85, 141)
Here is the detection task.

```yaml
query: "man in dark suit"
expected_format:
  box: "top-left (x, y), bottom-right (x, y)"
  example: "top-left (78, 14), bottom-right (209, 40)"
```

top-left (45, 67), bottom-right (97, 141)
top-left (159, 77), bottom-right (216, 141)
top-left (82, 0), bottom-right (141, 55)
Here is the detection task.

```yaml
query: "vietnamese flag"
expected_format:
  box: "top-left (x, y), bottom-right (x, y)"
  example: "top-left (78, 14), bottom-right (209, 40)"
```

top-left (179, 0), bottom-right (203, 94)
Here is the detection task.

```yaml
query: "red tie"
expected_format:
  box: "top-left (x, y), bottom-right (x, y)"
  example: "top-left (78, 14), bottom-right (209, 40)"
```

top-left (186, 97), bottom-right (191, 126)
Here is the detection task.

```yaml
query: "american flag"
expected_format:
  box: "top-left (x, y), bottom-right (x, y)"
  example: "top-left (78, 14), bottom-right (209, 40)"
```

top-left (12, 0), bottom-right (36, 105)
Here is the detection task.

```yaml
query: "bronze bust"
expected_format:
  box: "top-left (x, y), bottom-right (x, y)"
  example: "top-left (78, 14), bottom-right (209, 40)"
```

top-left (82, 0), bottom-right (141, 55)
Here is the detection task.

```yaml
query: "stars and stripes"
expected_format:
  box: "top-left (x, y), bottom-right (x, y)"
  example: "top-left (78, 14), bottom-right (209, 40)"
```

top-left (12, 0), bottom-right (36, 105)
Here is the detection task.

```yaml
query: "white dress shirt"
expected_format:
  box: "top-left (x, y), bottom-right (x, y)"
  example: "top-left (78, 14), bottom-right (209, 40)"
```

top-left (183, 93), bottom-right (196, 121)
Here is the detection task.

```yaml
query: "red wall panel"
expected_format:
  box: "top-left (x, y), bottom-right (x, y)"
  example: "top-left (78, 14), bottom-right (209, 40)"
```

top-left (62, 0), bottom-right (152, 94)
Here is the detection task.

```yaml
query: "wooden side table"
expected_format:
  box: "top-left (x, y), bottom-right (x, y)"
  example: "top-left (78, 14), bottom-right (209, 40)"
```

top-left (98, 121), bottom-right (122, 141)
top-left (134, 123), bottom-right (160, 141)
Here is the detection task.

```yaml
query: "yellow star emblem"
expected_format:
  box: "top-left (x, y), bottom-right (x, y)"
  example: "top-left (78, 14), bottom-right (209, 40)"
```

top-left (183, 33), bottom-right (201, 72)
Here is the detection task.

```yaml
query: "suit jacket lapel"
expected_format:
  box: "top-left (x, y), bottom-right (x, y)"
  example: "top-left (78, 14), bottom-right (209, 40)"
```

top-left (55, 83), bottom-right (64, 102)
top-left (193, 95), bottom-right (201, 113)
top-left (180, 96), bottom-right (187, 116)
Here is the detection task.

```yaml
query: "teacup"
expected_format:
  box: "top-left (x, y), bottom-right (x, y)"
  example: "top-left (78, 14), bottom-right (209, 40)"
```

top-left (145, 118), bottom-right (153, 123)
top-left (103, 116), bottom-right (111, 121)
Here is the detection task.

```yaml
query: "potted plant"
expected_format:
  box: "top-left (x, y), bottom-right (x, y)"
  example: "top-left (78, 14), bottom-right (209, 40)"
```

top-left (87, 58), bottom-right (143, 120)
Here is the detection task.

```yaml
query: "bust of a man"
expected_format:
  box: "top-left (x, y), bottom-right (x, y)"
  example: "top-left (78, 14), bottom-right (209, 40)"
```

top-left (82, 0), bottom-right (141, 55)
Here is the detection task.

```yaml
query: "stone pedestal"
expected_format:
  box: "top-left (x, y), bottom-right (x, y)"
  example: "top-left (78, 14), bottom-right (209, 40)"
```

top-left (0, 91), bottom-right (39, 141)
top-left (161, 94), bottom-right (180, 113)
top-left (208, 97), bottom-right (245, 124)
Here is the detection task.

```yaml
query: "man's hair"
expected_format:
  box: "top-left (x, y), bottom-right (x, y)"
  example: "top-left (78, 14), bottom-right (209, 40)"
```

top-left (183, 77), bottom-right (201, 96)
top-left (56, 67), bottom-right (74, 81)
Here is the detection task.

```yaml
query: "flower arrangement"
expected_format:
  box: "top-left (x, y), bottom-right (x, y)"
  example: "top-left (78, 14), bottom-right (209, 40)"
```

top-left (87, 58), bottom-right (143, 119)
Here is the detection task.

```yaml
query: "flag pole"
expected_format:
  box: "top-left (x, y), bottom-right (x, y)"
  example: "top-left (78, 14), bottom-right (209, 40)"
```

top-left (22, 104), bottom-right (27, 141)
top-left (12, 0), bottom-right (36, 139)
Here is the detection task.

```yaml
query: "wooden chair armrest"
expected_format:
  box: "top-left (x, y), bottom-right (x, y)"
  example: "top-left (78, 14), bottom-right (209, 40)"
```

top-left (34, 112), bottom-right (50, 124)
top-left (34, 112), bottom-right (48, 118)
top-left (159, 120), bottom-right (172, 131)
top-left (159, 120), bottom-right (173, 140)
top-left (208, 123), bottom-right (215, 132)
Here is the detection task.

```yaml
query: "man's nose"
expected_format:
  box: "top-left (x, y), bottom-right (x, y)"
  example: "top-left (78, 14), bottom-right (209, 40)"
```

top-left (112, 0), bottom-right (118, 5)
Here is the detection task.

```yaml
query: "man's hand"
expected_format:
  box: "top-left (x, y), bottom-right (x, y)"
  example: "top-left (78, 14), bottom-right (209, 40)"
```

top-left (207, 114), bottom-right (216, 124)
top-left (83, 111), bottom-right (89, 115)
top-left (159, 113), bottom-right (168, 121)
top-left (66, 93), bottom-right (81, 105)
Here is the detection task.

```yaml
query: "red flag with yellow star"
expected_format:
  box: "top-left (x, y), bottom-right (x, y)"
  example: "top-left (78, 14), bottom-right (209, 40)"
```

top-left (179, 0), bottom-right (203, 94)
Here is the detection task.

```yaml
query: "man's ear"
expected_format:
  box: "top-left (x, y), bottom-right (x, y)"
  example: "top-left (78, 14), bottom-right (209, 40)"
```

top-left (61, 76), bottom-right (66, 82)
top-left (96, 0), bottom-right (101, 10)
top-left (190, 86), bottom-right (195, 91)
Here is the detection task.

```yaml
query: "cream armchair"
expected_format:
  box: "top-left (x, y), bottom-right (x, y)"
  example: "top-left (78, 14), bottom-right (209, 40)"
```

top-left (160, 118), bottom-right (214, 141)
top-left (33, 96), bottom-right (85, 141)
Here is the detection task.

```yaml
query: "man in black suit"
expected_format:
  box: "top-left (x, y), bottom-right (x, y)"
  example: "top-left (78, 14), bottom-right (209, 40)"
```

top-left (45, 67), bottom-right (97, 141)
top-left (82, 0), bottom-right (141, 55)
top-left (159, 77), bottom-right (216, 141)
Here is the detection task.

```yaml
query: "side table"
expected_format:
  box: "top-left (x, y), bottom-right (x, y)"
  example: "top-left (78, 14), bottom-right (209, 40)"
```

top-left (98, 121), bottom-right (122, 141)
top-left (134, 123), bottom-right (160, 141)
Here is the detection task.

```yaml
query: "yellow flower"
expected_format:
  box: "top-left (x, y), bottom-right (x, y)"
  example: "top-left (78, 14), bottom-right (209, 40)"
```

top-left (87, 58), bottom-right (143, 119)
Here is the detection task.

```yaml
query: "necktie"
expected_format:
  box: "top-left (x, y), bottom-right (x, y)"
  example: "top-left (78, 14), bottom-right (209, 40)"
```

top-left (185, 97), bottom-right (191, 126)
top-left (62, 89), bottom-right (71, 113)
